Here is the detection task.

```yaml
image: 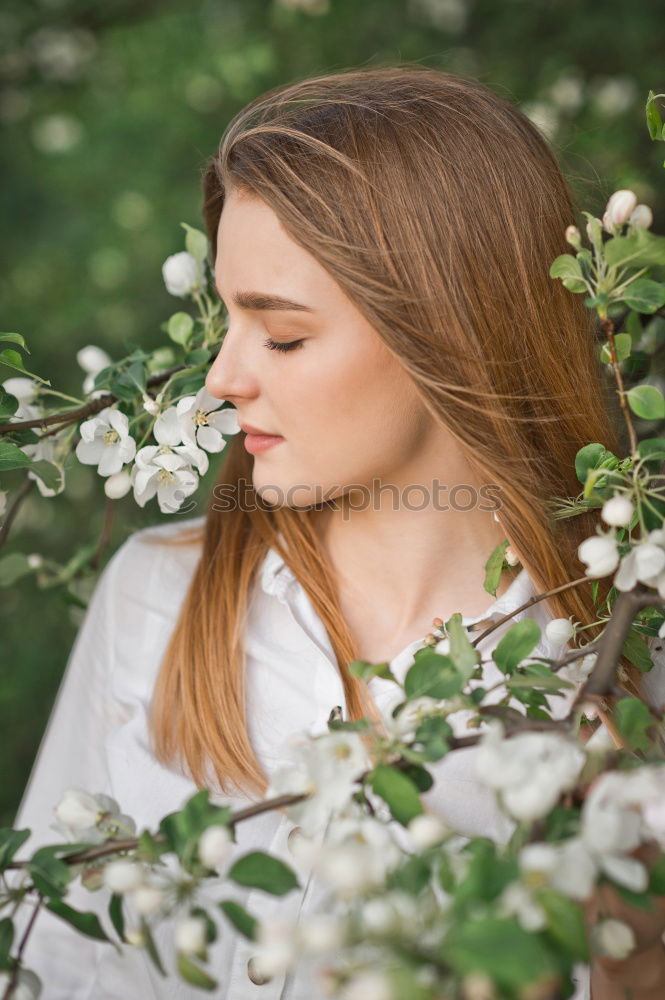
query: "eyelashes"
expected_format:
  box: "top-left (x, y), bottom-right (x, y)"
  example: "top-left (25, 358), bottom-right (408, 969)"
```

top-left (263, 337), bottom-right (305, 353)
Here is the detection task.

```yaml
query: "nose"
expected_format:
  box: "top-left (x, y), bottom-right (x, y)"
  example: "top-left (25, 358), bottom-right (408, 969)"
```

top-left (204, 327), bottom-right (258, 404)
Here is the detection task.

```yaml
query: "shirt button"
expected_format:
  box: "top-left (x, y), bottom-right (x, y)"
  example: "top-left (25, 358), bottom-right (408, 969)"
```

top-left (247, 957), bottom-right (272, 985)
top-left (287, 825), bottom-right (303, 855)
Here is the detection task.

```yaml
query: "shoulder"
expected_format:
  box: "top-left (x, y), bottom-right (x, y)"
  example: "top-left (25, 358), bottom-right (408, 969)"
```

top-left (96, 515), bottom-right (206, 632)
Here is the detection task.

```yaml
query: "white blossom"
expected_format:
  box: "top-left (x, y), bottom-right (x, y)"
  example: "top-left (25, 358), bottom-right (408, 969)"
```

top-left (613, 529), bottom-right (665, 596)
top-left (131, 884), bottom-right (166, 916)
top-left (103, 859), bottom-right (145, 894)
top-left (296, 913), bottom-right (345, 953)
top-left (52, 789), bottom-right (134, 844)
top-left (104, 469), bottom-right (132, 500)
top-left (601, 494), bottom-right (634, 527)
top-left (176, 386), bottom-right (240, 453)
top-left (628, 204), bottom-right (653, 231)
top-left (174, 915), bottom-right (207, 955)
top-left (340, 969), bottom-right (394, 1000)
top-left (131, 438), bottom-right (206, 514)
top-left (505, 545), bottom-right (520, 566)
top-left (315, 815), bottom-right (403, 897)
top-left (75, 406), bottom-right (136, 477)
top-left (386, 696), bottom-right (448, 741)
top-left (54, 788), bottom-right (104, 830)
top-left (407, 813), bottom-right (448, 849)
top-left (475, 723), bottom-right (586, 823)
top-left (520, 838), bottom-right (597, 901)
top-left (251, 917), bottom-right (299, 978)
top-left (2, 376), bottom-right (39, 406)
top-left (545, 617), bottom-right (576, 646)
top-left (497, 881), bottom-right (547, 932)
top-left (602, 189), bottom-right (638, 233)
top-left (162, 251), bottom-right (204, 297)
top-left (77, 344), bottom-right (112, 395)
top-left (577, 533), bottom-right (620, 578)
top-left (593, 919), bottom-right (635, 960)
top-left (266, 730), bottom-right (371, 836)
top-left (198, 824), bottom-right (233, 870)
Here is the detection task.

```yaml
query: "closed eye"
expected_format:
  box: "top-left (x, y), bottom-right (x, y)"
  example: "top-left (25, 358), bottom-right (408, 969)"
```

top-left (263, 337), bottom-right (304, 353)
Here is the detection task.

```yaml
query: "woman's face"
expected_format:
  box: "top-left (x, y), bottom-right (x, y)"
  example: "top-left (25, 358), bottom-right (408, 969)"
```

top-left (205, 187), bottom-right (444, 508)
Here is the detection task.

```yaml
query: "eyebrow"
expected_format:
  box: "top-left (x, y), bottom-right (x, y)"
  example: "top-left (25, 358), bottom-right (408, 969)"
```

top-left (212, 286), bottom-right (315, 313)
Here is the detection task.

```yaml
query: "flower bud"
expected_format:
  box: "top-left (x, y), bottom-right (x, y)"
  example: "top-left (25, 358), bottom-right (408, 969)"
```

top-left (628, 203), bottom-right (653, 230)
top-left (103, 859), bottom-right (145, 894)
top-left (77, 345), bottom-right (112, 375)
top-left (198, 824), bottom-right (233, 869)
top-left (593, 918), bottom-right (635, 959)
top-left (577, 534), bottom-right (619, 577)
top-left (162, 251), bottom-right (204, 298)
top-left (505, 545), bottom-right (520, 566)
top-left (55, 788), bottom-right (102, 829)
top-left (142, 394), bottom-right (161, 416)
top-left (602, 189), bottom-right (638, 232)
top-left (27, 553), bottom-right (43, 570)
top-left (104, 470), bottom-right (132, 500)
top-left (132, 884), bottom-right (166, 916)
top-left (565, 225), bottom-right (582, 249)
top-left (175, 915), bottom-right (207, 955)
top-left (601, 494), bottom-right (634, 527)
top-left (407, 813), bottom-right (449, 849)
top-left (545, 617), bottom-right (575, 645)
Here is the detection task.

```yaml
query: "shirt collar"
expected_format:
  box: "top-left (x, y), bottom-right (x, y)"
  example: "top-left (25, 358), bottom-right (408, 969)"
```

top-left (259, 541), bottom-right (535, 626)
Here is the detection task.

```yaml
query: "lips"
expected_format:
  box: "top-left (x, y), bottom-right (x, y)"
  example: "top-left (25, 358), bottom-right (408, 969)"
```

top-left (240, 423), bottom-right (281, 437)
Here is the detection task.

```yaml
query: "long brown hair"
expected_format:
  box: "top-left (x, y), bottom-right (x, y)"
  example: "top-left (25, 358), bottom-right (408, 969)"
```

top-left (147, 64), bottom-right (632, 801)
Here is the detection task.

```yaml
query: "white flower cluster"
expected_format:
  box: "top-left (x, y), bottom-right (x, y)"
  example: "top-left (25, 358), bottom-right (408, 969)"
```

top-left (73, 385), bottom-right (239, 513)
top-left (579, 521), bottom-right (665, 604)
top-left (475, 722), bottom-right (586, 823)
top-left (2, 377), bottom-right (68, 498)
top-left (53, 787), bottom-right (136, 844)
top-left (266, 730), bottom-right (372, 837)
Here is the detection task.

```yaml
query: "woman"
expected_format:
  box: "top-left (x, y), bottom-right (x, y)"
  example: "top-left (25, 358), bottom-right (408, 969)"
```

top-left (12, 66), bottom-right (665, 998)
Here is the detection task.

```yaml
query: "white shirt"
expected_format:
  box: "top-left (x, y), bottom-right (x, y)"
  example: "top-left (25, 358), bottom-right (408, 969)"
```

top-left (11, 515), bottom-right (665, 999)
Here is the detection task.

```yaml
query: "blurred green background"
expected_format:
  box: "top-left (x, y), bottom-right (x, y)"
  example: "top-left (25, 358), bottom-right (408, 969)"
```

top-left (1, 0), bottom-right (663, 826)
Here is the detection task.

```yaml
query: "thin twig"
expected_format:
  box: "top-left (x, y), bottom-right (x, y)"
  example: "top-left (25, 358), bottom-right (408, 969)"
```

top-left (0, 477), bottom-right (35, 547)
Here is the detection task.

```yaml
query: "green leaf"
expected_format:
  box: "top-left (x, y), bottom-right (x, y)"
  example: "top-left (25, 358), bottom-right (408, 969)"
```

top-left (404, 652), bottom-right (464, 700)
top-left (167, 312), bottom-right (194, 347)
top-left (492, 619), bottom-right (541, 675)
top-left (574, 443), bottom-right (616, 487)
top-left (538, 889), bottom-right (588, 960)
top-left (413, 715), bottom-right (453, 760)
top-left (228, 851), bottom-right (299, 896)
top-left (646, 90), bottom-right (664, 141)
top-left (614, 697), bottom-right (655, 752)
top-left (27, 847), bottom-right (74, 899)
top-left (181, 223), bottom-right (209, 264)
top-left (29, 459), bottom-right (63, 492)
top-left (0, 441), bottom-right (31, 471)
top-left (0, 350), bottom-right (50, 386)
top-left (621, 279), bottom-right (665, 314)
top-left (507, 670), bottom-right (573, 692)
top-left (368, 763), bottom-right (424, 825)
top-left (444, 916), bottom-right (561, 991)
top-left (387, 854), bottom-right (432, 894)
top-left (0, 387), bottom-right (19, 419)
top-left (445, 613), bottom-right (481, 681)
top-left (109, 893), bottom-right (124, 943)
top-left (0, 918), bottom-right (14, 971)
top-left (622, 627), bottom-right (657, 673)
top-left (0, 333), bottom-right (30, 352)
top-left (399, 761), bottom-right (434, 792)
top-left (627, 384), bottom-right (665, 421)
top-left (0, 828), bottom-right (31, 871)
top-left (605, 228), bottom-right (665, 270)
top-left (599, 333), bottom-right (632, 364)
top-left (158, 788), bottom-right (232, 861)
top-left (484, 540), bottom-right (509, 596)
top-left (648, 854), bottom-right (665, 894)
top-left (348, 659), bottom-right (398, 685)
top-left (141, 918), bottom-right (167, 976)
top-left (177, 952), bottom-right (217, 990)
top-left (45, 898), bottom-right (113, 944)
top-left (184, 347), bottom-right (211, 366)
top-left (219, 900), bottom-right (257, 940)
top-left (549, 254), bottom-right (587, 292)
